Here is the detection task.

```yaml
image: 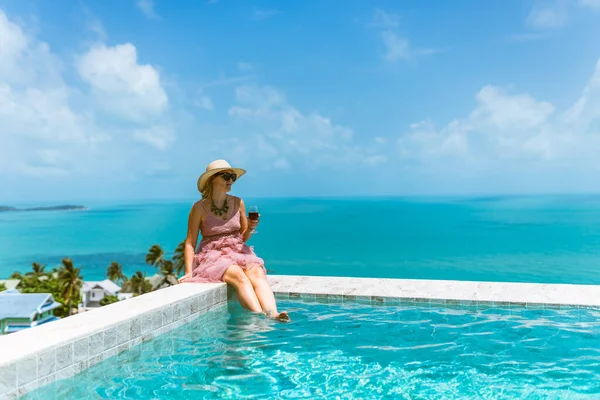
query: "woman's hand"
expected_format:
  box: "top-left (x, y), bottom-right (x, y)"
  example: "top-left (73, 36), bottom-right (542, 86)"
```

top-left (248, 214), bottom-right (260, 232)
top-left (178, 273), bottom-right (192, 283)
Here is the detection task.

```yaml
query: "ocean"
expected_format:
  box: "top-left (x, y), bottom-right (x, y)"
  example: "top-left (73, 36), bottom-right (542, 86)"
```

top-left (1, 195), bottom-right (599, 284)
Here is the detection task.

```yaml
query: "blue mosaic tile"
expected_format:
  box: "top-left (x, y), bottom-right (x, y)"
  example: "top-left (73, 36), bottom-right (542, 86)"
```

top-left (300, 293), bottom-right (316, 300)
top-left (382, 297), bottom-right (403, 306)
top-left (354, 296), bottom-right (371, 305)
top-left (326, 294), bottom-right (344, 304)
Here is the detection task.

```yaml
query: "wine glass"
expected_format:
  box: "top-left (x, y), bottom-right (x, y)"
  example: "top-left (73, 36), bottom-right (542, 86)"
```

top-left (248, 205), bottom-right (259, 234)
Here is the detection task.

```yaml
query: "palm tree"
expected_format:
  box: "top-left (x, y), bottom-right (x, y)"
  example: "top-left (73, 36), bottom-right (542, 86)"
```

top-left (9, 271), bottom-right (22, 279)
top-left (19, 262), bottom-right (44, 288)
top-left (57, 258), bottom-right (83, 316)
top-left (129, 271), bottom-right (151, 296)
top-left (157, 260), bottom-right (178, 289)
top-left (120, 278), bottom-right (131, 293)
top-left (29, 262), bottom-right (46, 277)
top-left (106, 262), bottom-right (126, 285)
top-left (145, 244), bottom-right (164, 269)
top-left (172, 240), bottom-right (186, 276)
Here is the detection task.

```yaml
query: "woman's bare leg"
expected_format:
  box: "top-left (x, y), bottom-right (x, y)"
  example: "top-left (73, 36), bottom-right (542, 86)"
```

top-left (245, 266), bottom-right (289, 321)
top-left (223, 265), bottom-right (262, 313)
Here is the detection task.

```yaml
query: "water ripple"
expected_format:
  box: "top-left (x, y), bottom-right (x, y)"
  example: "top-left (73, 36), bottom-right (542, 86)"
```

top-left (23, 300), bottom-right (600, 399)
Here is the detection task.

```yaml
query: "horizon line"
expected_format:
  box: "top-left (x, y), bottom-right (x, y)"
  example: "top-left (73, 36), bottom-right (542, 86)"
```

top-left (3, 191), bottom-right (600, 207)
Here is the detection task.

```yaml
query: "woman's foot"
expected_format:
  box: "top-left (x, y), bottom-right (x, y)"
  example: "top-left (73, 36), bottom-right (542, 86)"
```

top-left (263, 310), bottom-right (290, 322)
top-left (274, 311), bottom-right (290, 322)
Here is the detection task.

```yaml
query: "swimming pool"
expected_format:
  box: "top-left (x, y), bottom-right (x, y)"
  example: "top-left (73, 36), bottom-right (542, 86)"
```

top-left (22, 299), bottom-right (600, 399)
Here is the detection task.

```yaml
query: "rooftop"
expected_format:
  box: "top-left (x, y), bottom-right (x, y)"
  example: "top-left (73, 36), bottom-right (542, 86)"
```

top-left (0, 292), bottom-right (62, 320)
top-left (81, 279), bottom-right (121, 295)
top-left (0, 279), bottom-right (21, 290)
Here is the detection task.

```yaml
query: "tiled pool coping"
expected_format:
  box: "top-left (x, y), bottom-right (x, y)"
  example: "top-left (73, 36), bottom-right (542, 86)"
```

top-left (267, 275), bottom-right (600, 308)
top-left (1, 275), bottom-right (599, 398)
top-left (0, 283), bottom-right (226, 399)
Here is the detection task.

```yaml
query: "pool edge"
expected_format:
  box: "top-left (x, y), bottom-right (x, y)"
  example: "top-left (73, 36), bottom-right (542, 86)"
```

top-left (2, 275), bottom-right (599, 398)
top-left (0, 283), bottom-right (227, 399)
top-left (267, 275), bottom-right (600, 309)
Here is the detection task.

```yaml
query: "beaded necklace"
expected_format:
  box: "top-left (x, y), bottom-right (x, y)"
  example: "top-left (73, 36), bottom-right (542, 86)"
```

top-left (210, 195), bottom-right (229, 219)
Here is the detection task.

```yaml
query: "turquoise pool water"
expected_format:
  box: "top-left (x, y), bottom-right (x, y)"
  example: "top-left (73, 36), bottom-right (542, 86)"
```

top-left (25, 300), bottom-right (600, 399)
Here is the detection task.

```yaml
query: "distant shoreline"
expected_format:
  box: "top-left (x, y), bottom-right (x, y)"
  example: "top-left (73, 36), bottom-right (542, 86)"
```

top-left (0, 205), bottom-right (86, 212)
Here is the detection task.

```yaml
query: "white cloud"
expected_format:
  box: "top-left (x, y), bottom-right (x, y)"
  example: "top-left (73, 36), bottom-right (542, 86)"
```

top-left (0, 11), bottom-right (63, 87)
top-left (237, 61), bottom-right (252, 71)
top-left (15, 163), bottom-right (70, 178)
top-left (471, 85), bottom-right (555, 129)
top-left (80, 6), bottom-right (107, 42)
top-left (0, 9), bottom-right (94, 147)
top-left (273, 158), bottom-right (290, 169)
top-left (133, 125), bottom-right (175, 150)
top-left (381, 31), bottom-right (410, 62)
top-left (142, 162), bottom-right (172, 178)
top-left (253, 8), bottom-right (280, 20)
top-left (398, 119), bottom-right (468, 161)
top-left (526, 1), bottom-right (569, 29)
top-left (230, 85), bottom-right (353, 150)
top-left (196, 93), bottom-right (214, 111)
top-left (136, 0), bottom-right (159, 19)
top-left (579, 0), bottom-right (600, 11)
top-left (0, 7), bottom-right (175, 184)
top-left (506, 32), bottom-right (549, 42)
top-left (0, 84), bottom-right (90, 143)
top-left (76, 43), bottom-right (169, 121)
top-left (398, 58), bottom-right (600, 176)
top-left (565, 58), bottom-right (600, 123)
top-left (0, 11), bottom-right (28, 76)
top-left (517, 0), bottom-right (600, 36)
top-left (87, 19), bottom-right (107, 42)
top-left (373, 10), bottom-right (439, 63)
top-left (364, 155), bottom-right (387, 166)
top-left (228, 85), bottom-right (383, 170)
top-left (371, 9), bottom-right (399, 29)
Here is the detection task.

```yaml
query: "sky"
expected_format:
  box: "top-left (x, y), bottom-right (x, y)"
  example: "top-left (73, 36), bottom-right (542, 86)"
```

top-left (2, 0), bottom-right (600, 203)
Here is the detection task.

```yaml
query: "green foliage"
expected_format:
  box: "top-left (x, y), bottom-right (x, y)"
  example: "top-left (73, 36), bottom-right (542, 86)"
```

top-left (157, 260), bottom-right (178, 289)
top-left (128, 271), bottom-right (153, 296)
top-left (172, 240), bottom-right (186, 276)
top-left (147, 241), bottom-right (186, 277)
top-left (145, 244), bottom-right (164, 269)
top-left (3, 240), bottom-right (188, 317)
top-left (100, 295), bottom-right (119, 306)
top-left (27, 262), bottom-right (46, 277)
top-left (106, 262), bottom-right (126, 285)
top-left (0, 282), bottom-right (6, 292)
top-left (9, 271), bottom-right (22, 279)
top-left (17, 262), bottom-right (80, 318)
top-left (58, 258), bottom-right (83, 316)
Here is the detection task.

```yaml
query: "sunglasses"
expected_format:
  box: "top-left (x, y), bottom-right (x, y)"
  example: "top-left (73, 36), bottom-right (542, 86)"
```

top-left (215, 172), bottom-right (237, 182)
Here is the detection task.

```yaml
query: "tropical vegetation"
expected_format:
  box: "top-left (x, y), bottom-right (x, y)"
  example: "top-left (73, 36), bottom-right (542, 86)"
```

top-left (14, 259), bottom-right (82, 317)
top-left (1, 240), bottom-right (187, 317)
top-left (100, 295), bottom-right (119, 306)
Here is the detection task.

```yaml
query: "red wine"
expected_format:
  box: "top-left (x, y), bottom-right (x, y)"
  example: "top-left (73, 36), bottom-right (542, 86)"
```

top-left (248, 212), bottom-right (259, 221)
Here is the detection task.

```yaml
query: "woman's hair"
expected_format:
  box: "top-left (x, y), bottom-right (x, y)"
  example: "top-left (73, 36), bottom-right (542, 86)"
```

top-left (201, 175), bottom-right (215, 199)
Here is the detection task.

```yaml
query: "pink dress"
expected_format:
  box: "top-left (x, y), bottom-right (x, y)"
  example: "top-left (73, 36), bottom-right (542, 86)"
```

top-left (186, 196), bottom-right (266, 283)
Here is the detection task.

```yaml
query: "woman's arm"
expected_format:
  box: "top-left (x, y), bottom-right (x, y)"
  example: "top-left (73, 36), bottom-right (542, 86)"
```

top-left (239, 199), bottom-right (255, 242)
top-left (184, 202), bottom-right (203, 275)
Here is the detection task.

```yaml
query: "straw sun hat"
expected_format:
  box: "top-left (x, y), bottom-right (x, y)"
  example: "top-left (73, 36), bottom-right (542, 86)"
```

top-left (197, 159), bottom-right (246, 192)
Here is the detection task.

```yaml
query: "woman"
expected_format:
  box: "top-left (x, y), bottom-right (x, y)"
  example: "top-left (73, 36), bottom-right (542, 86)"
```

top-left (178, 159), bottom-right (289, 322)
